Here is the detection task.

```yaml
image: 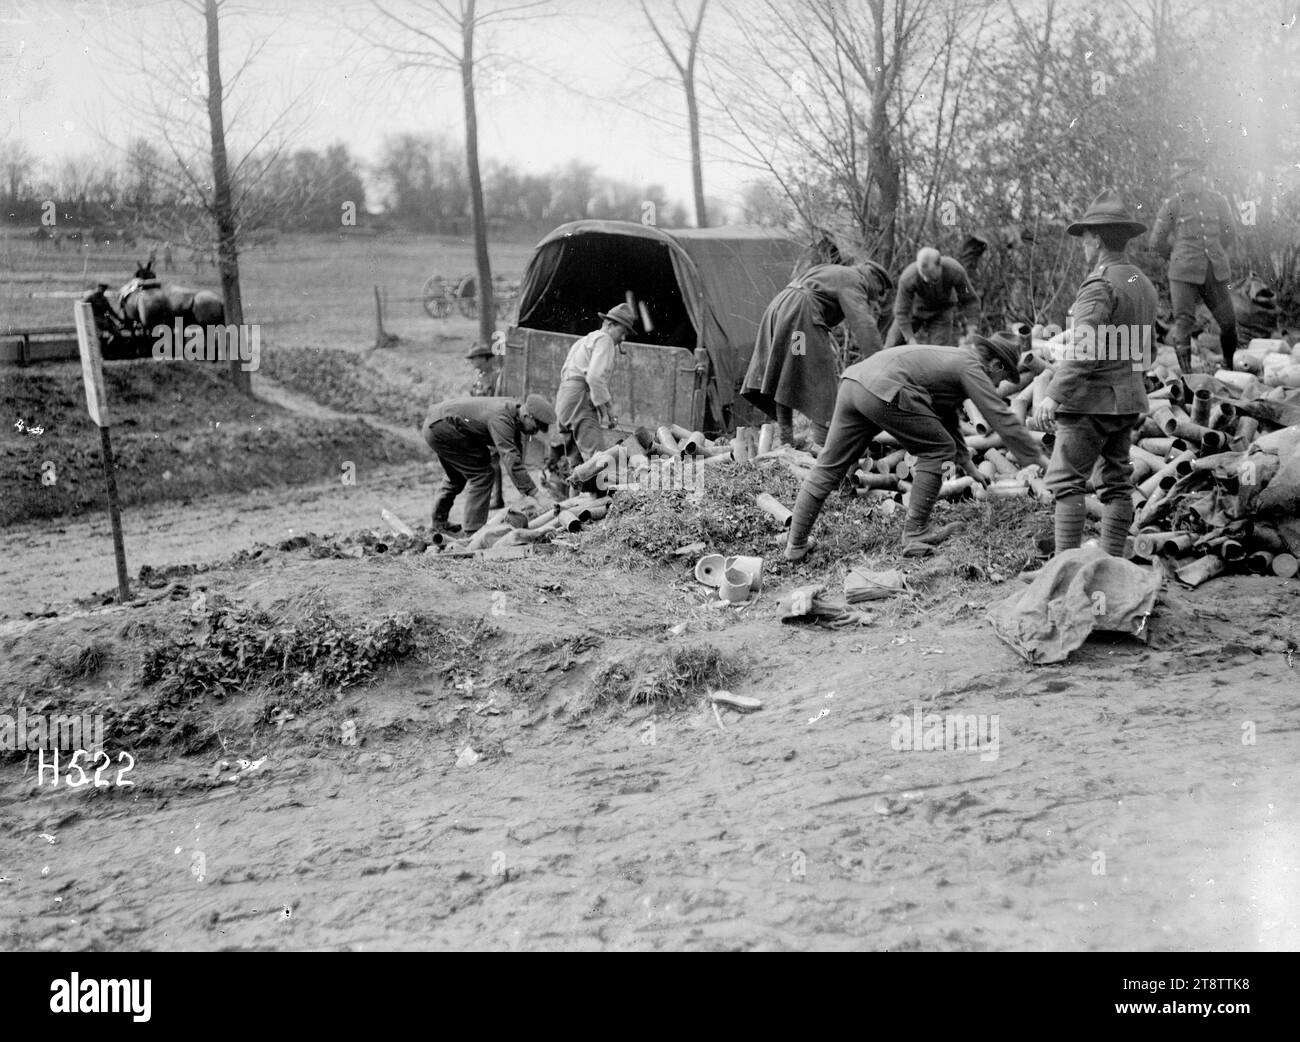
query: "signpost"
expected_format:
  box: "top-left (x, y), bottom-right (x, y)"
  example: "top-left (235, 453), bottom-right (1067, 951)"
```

top-left (73, 302), bottom-right (131, 602)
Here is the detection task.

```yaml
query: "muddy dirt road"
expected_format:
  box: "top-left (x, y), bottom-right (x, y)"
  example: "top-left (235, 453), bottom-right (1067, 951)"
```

top-left (3, 537), bottom-right (1297, 951)
top-left (0, 461), bottom-right (435, 619)
top-left (0, 372), bottom-right (452, 620)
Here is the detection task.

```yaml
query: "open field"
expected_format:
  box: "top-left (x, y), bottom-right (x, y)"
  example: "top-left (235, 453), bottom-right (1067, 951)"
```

top-left (1, 231), bottom-right (539, 529)
top-left (0, 229), bottom-right (537, 354)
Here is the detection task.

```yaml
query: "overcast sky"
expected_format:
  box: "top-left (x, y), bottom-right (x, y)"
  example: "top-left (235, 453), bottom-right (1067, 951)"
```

top-left (0, 0), bottom-right (741, 211)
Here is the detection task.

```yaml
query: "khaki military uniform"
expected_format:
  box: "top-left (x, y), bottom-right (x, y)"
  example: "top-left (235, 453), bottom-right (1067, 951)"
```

top-left (423, 397), bottom-right (539, 533)
top-left (1044, 251), bottom-right (1157, 503)
top-left (1150, 187), bottom-right (1237, 366)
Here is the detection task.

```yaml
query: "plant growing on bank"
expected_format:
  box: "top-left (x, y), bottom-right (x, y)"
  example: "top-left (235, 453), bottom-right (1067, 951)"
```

top-left (140, 604), bottom-right (427, 705)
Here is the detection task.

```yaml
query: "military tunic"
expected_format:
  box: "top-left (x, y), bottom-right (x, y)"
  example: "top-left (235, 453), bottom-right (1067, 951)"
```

top-left (741, 263), bottom-right (888, 427)
top-left (1044, 250), bottom-right (1157, 503)
top-left (1150, 187), bottom-right (1237, 358)
top-left (422, 397), bottom-right (539, 532)
top-left (884, 257), bottom-right (980, 348)
top-left (799, 344), bottom-right (1041, 503)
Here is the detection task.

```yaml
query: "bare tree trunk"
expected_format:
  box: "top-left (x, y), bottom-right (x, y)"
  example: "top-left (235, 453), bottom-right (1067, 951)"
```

top-left (1017, 0), bottom-right (1054, 223)
top-left (643, 0), bottom-right (709, 227)
top-left (686, 70), bottom-right (706, 226)
top-left (685, 0), bottom-right (708, 227)
top-left (462, 0), bottom-right (494, 350)
top-left (205, 0), bottom-right (249, 395)
top-left (868, 0), bottom-right (901, 264)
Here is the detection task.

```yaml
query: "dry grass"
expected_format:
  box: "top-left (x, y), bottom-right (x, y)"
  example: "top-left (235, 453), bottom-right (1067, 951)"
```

top-left (586, 643), bottom-right (745, 714)
top-left (259, 345), bottom-right (443, 429)
top-left (582, 453), bottom-right (1058, 622)
top-left (584, 459), bottom-right (814, 564)
top-left (40, 639), bottom-right (112, 685)
top-left (1, 360), bottom-right (421, 525)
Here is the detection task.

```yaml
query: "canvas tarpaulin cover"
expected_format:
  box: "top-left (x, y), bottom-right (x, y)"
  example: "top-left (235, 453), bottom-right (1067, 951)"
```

top-left (515, 221), bottom-right (802, 408)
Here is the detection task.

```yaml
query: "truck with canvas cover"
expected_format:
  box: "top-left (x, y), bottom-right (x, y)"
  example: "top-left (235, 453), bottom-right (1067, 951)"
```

top-left (500, 220), bottom-right (802, 435)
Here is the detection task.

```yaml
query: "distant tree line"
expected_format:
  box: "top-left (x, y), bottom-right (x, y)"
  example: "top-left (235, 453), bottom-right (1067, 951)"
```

top-left (0, 133), bottom-right (694, 239)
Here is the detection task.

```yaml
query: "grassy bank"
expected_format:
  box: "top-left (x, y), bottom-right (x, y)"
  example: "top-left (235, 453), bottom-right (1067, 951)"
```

top-left (1, 359), bottom-right (423, 526)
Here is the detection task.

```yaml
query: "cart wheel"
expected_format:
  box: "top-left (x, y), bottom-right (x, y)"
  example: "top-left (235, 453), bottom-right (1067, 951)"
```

top-left (455, 274), bottom-right (479, 320)
top-left (423, 275), bottom-right (450, 320)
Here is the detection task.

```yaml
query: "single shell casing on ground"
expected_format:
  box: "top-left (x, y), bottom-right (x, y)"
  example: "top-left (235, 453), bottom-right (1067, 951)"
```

top-left (1245, 550), bottom-right (1273, 574)
top-left (719, 566), bottom-right (753, 603)
top-left (985, 479), bottom-right (1030, 498)
top-left (553, 510), bottom-right (581, 533)
top-left (1176, 555), bottom-right (1225, 587)
top-left (1272, 553), bottom-right (1300, 578)
top-left (695, 553), bottom-right (726, 586)
top-left (1190, 388), bottom-right (1212, 425)
top-left (677, 432), bottom-right (706, 456)
top-left (725, 555), bottom-right (763, 592)
top-left (755, 491), bottom-right (793, 528)
top-left (1208, 401), bottom-right (1237, 431)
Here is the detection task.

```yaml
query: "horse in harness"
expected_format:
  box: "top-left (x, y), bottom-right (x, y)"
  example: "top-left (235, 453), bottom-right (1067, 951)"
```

top-left (118, 257), bottom-right (225, 336)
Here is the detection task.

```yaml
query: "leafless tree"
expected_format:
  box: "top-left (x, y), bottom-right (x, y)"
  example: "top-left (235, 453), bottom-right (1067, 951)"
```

top-left (704, 0), bottom-right (987, 264)
top-left (356, 0), bottom-right (554, 350)
top-left (641, 0), bottom-right (710, 226)
top-left (92, 0), bottom-right (316, 394)
top-left (200, 0), bottom-right (248, 391)
top-left (0, 139), bottom-right (35, 208)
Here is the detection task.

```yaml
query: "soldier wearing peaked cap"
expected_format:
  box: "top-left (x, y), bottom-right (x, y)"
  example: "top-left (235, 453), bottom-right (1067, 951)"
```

top-left (1150, 154), bottom-right (1239, 372)
top-left (1035, 189), bottom-right (1158, 560)
top-left (422, 393), bottom-right (555, 535)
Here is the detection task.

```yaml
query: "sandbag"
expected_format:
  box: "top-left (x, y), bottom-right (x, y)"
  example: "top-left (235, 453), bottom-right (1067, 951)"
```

top-left (1234, 395), bottom-right (1300, 429)
top-left (1257, 444), bottom-right (1300, 515)
top-left (987, 547), bottom-right (1162, 664)
top-left (1253, 424), bottom-right (1300, 458)
top-left (1239, 452), bottom-right (1280, 513)
top-left (1232, 273), bottom-right (1279, 341)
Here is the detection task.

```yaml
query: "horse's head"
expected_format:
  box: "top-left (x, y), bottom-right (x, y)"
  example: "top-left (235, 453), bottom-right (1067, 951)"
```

top-left (134, 259), bottom-right (155, 280)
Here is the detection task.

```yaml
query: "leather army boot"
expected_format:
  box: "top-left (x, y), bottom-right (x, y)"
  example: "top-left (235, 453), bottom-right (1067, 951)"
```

top-left (899, 469), bottom-right (960, 557)
top-left (901, 519), bottom-right (962, 557)
top-left (431, 493), bottom-right (461, 535)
